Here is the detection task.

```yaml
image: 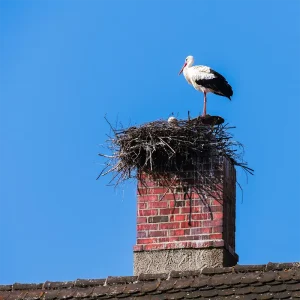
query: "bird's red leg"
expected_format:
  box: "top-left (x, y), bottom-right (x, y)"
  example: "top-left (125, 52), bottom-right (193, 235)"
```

top-left (202, 92), bottom-right (207, 117)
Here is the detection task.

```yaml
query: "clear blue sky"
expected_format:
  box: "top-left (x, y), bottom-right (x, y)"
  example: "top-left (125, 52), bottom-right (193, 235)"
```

top-left (0, 0), bottom-right (299, 284)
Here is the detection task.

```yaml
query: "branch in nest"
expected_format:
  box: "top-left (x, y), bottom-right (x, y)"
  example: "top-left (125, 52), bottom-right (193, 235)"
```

top-left (98, 117), bottom-right (254, 187)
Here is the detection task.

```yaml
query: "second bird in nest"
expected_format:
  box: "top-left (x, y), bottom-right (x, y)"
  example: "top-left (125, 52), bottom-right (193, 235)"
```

top-left (179, 55), bottom-right (233, 117)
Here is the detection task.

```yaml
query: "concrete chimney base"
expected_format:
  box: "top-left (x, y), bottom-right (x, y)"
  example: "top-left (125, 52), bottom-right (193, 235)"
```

top-left (134, 248), bottom-right (238, 275)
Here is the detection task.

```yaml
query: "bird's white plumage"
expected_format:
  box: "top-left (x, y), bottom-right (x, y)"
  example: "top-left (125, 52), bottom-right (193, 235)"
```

top-left (179, 55), bottom-right (233, 116)
top-left (183, 64), bottom-right (216, 91)
top-left (168, 116), bottom-right (178, 126)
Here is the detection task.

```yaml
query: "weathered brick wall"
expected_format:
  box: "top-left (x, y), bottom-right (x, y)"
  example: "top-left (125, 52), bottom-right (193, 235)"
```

top-left (134, 156), bottom-right (236, 255)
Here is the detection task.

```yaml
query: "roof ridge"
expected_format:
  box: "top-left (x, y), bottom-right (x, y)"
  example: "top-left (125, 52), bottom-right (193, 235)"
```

top-left (1, 262), bottom-right (299, 291)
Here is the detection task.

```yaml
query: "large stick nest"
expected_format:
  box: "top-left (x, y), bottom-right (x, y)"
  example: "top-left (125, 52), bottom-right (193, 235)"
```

top-left (98, 117), bottom-right (253, 186)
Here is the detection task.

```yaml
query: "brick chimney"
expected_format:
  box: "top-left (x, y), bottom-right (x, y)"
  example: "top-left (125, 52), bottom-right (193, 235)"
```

top-left (133, 156), bottom-right (238, 275)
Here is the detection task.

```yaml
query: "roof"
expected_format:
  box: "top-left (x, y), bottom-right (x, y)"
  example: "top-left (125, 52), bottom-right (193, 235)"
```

top-left (1, 263), bottom-right (300, 300)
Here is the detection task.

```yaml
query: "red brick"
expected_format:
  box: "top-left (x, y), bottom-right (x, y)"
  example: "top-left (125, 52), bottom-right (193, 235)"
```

top-left (213, 240), bottom-right (225, 247)
top-left (212, 226), bottom-right (223, 233)
top-left (137, 238), bottom-right (157, 244)
top-left (180, 207), bottom-right (191, 214)
top-left (166, 241), bottom-right (190, 249)
top-left (202, 220), bottom-right (223, 227)
top-left (210, 233), bottom-right (222, 240)
top-left (170, 214), bottom-right (186, 222)
top-left (192, 200), bottom-right (201, 206)
top-left (133, 245), bottom-right (143, 251)
top-left (137, 224), bottom-right (158, 230)
top-left (203, 206), bottom-right (223, 213)
top-left (163, 193), bottom-right (183, 200)
top-left (184, 229), bottom-right (191, 235)
top-left (170, 229), bottom-right (185, 236)
top-left (139, 209), bottom-right (158, 216)
top-left (138, 203), bottom-right (147, 209)
top-left (159, 237), bottom-right (179, 243)
top-left (138, 195), bottom-right (158, 201)
top-left (213, 212), bottom-right (223, 220)
top-left (149, 230), bottom-right (167, 237)
top-left (191, 213), bottom-right (209, 220)
top-left (210, 199), bottom-right (223, 206)
top-left (137, 188), bottom-right (150, 195)
top-left (143, 244), bottom-right (164, 250)
top-left (137, 217), bottom-right (147, 224)
top-left (160, 223), bottom-right (180, 229)
top-left (180, 221), bottom-right (201, 228)
top-left (190, 241), bottom-right (213, 248)
top-left (187, 193), bottom-right (201, 200)
top-left (174, 200), bottom-right (186, 207)
top-left (160, 208), bottom-right (180, 215)
top-left (191, 227), bottom-right (212, 235)
top-left (137, 231), bottom-right (147, 238)
top-left (148, 201), bottom-right (168, 208)
top-left (152, 188), bottom-right (167, 194)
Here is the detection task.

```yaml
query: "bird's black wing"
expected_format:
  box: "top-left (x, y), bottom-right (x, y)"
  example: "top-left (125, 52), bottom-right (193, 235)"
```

top-left (195, 68), bottom-right (233, 100)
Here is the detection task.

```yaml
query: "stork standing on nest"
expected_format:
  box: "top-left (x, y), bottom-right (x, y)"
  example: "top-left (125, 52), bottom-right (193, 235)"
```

top-left (179, 55), bottom-right (233, 116)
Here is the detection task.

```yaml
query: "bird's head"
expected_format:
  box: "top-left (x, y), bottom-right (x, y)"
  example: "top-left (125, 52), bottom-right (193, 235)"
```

top-left (178, 55), bottom-right (194, 75)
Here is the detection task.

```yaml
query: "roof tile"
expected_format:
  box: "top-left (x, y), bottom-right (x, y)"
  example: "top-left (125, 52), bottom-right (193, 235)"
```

top-left (0, 291), bottom-right (12, 300)
top-left (106, 277), bottom-right (137, 285)
top-left (43, 282), bottom-right (74, 290)
top-left (107, 285), bottom-right (126, 296)
top-left (210, 274), bottom-right (227, 286)
top-left (157, 280), bottom-right (175, 292)
top-left (122, 283), bottom-right (143, 295)
top-left (292, 290), bottom-right (300, 297)
top-left (137, 273), bottom-right (167, 281)
top-left (91, 286), bottom-right (110, 297)
top-left (234, 295), bottom-right (256, 300)
top-left (55, 289), bottom-right (76, 299)
top-left (74, 279), bottom-right (105, 288)
top-left (7, 291), bottom-right (28, 300)
top-left (172, 278), bottom-right (193, 290)
top-left (272, 291), bottom-right (292, 299)
top-left (190, 276), bottom-right (210, 288)
top-left (217, 288), bottom-right (235, 296)
top-left (140, 281), bottom-right (160, 293)
top-left (266, 262), bottom-right (297, 271)
top-left (286, 282), bottom-right (300, 291)
top-left (223, 274), bottom-right (243, 285)
top-left (12, 285), bottom-right (43, 291)
top-left (1, 262), bottom-right (300, 300)
top-left (235, 286), bottom-right (254, 295)
top-left (256, 293), bottom-right (274, 300)
top-left (199, 289), bottom-right (218, 297)
top-left (184, 290), bottom-right (202, 298)
top-left (169, 270), bottom-right (198, 278)
top-left (241, 273), bottom-right (259, 284)
top-left (165, 291), bottom-right (186, 299)
top-left (269, 284), bottom-right (286, 293)
top-left (294, 270), bottom-right (300, 281)
top-left (234, 265), bottom-right (265, 272)
top-left (258, 272), bottom-right (276, 283)
top-left (252, 285), bottom-right (270, 294)
top-left (73, 287), bottom-right (94, 298)
top-left (277, 270), bottom-right (294, 281)
top-left (43, 290), bottom-right (60, 300)
top-left (23, 291), bottom-right (43, 300)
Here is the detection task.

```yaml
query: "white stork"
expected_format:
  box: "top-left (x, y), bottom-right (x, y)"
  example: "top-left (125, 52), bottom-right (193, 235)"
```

top-left (179, 55), bottom-right (233, 116)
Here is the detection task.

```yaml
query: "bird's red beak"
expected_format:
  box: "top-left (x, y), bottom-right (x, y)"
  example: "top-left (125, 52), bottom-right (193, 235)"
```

top-left (178, 62), bottom-right (187, 75)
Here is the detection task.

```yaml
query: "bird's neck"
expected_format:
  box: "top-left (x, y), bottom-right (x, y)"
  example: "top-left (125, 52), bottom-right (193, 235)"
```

top-left (183, 65), bottom-right (191, 76)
